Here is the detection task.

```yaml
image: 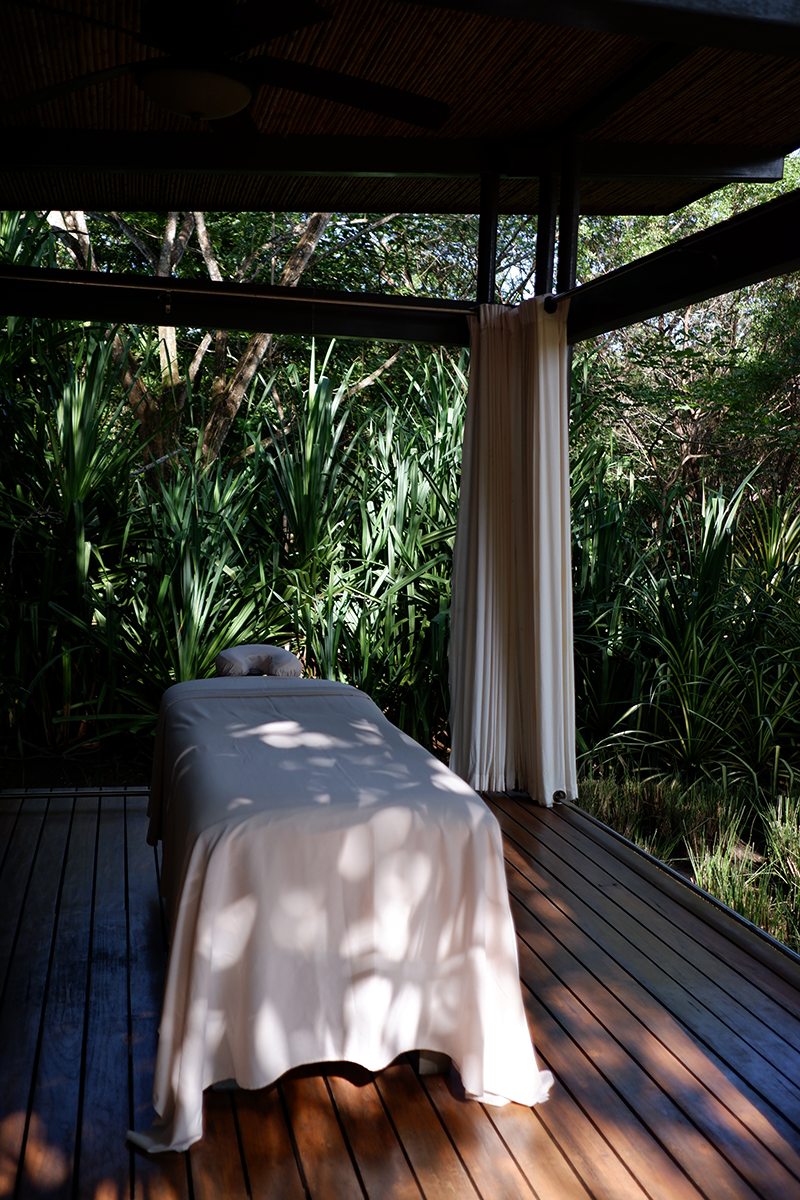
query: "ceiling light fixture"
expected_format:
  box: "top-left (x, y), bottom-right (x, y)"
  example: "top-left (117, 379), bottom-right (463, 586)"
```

top-left (136, 59), bottom-right (253, 121)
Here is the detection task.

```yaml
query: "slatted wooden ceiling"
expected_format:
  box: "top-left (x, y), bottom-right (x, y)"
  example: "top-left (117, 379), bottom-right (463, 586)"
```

top-left (0, 0), bottom-right (797, 215)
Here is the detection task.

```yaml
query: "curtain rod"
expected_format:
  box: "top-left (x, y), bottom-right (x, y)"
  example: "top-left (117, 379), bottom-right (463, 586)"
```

top-left (542, 288), bottom-right (580, 313)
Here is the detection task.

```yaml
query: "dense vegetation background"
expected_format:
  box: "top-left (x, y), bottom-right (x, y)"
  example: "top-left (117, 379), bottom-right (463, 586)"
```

top-left (2, 179), bottom-right (799, 947)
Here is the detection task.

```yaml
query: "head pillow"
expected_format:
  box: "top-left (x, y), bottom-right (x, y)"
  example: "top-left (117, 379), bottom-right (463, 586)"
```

top-left (215, 644), bottom-right (303, 678)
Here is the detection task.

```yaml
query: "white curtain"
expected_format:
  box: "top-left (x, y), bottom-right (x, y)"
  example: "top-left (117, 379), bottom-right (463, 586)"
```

top-left (449, 296), bottom-right (577, 804)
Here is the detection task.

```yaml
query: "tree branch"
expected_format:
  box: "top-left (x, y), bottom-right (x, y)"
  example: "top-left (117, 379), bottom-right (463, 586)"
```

top-left (200, 213), bottom-right (333, 465)
top-left (102, 211), bottom-right (158, 268)
top-left (279, 212), bottom-right (332, 286)
top-left (109, 332), bottom-right (166, 466)
top-left (157, 212), bottom-right (179, 278)
top-left (192, 211), bottom-right (222, 281)
top-left (313, 214), bottom-right (401, 262)
top-left (45, 210), bottom-right (95, 270)
top-left (350, 347), bottom-right (406, 393)
top-left (188, 332), bottom-right (213, 384)
top-left (172, 212), bottom-right (196, 270)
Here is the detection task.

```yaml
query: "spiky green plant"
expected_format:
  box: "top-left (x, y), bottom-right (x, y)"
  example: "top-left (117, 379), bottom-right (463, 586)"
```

top-left (576, 468), bottom-right (800, 794)
top-left (259, 342), bottom-right (359, 572)
top-left (93, 458), bottom-right (273, 715)
top-left (1, 327), bottom-right (143, 746)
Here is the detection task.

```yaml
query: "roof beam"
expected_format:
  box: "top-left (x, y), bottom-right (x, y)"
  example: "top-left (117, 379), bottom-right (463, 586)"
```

top-left (5, 188), bottom-right (800, 346)
top-left (581, 143), bottom-right (783, 180)
top-left (565, 43), bottom-right (693, 136)
top-left (0, 130), bottom-right (783, 184)
top-left (564, 185), bottom-right (800, 342)
top-left (0, 266), bottom-right (472, 346)
top-left (405, 1), bottom-right (800, 59)
top-left (477, 173), bottom-right (500, 303)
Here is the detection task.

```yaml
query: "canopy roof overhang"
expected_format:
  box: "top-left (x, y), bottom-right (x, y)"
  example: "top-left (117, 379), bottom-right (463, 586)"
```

top-left (1, 0), bottom-right (800, 334)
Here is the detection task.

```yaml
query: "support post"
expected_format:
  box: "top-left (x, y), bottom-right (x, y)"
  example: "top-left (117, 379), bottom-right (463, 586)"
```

top-left (534, 166), bottom-right (558, 295)
top-left (556, 135), bottom-right (581, 294)
top-left (477, 173), bottom-right (500, 305)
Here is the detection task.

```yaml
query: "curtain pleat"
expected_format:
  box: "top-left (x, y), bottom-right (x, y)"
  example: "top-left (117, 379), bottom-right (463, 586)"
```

top-left (449, 297), bottom-right (577, 804)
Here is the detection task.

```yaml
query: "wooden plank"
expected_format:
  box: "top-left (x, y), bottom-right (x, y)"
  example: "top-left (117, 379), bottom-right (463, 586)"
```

top-left (495, 801), bottom-right (800, 1126)
top-left (491, 803), bottom-right (800, 1139)
top-left (479, 1101), bottom-right (594, 1200)
top-left (541, 802), bottom-right (800, 1071)
top-left (517, 965), bottom-right (707, 1199)
top-left (534, 799), bottom-right (800, 1019)
top-left (0, 795), bottom-right (71, 1197)
top-left (501, 831), bottom-right (800, 1187)
top-left (189, 1091), bottom-right (249, 1200)
top-left (76, 795), bottom-right (132, 1200)
top-left (0, 796), bottom-right (48, 991)
top-left (126, 797), bottom-right (190, 1200)
top-left (417, 1072), bottom-right (534, 1199)
top-left (379, 1050), bottom-right (643, 1200)
top-left (326, 1068), bottom-right (421, 1200)
top-left (280, 1073), bottom-right (364, 1200)
top-left (233, 1087), bottom-right (307, 1200)
top-left (511, 891), bottom-right (786, 1200)
top-left (504, 1042), bottom-right (652, 1200)
top-left (493, 799), bottom-right (800, 1109)
top-left (0, 791), bottom-right (26, 809)
top-left (18, 796), bottom-right (98, 1200)
top-left (557, 802), bottom-right (800, 1013)
top-left (0, 791), bottom-right (22, 862)
top-left (373, 1061), bottom-right (481, 1199)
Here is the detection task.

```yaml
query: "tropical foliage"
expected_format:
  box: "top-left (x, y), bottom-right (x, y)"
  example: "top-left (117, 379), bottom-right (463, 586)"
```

top-left (2, 194), bottom-right (800, 946)
top-left (0, 292), bottom-right (466, 759)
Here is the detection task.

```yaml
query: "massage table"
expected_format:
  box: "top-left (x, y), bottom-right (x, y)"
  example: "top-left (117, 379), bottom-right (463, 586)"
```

top-left (128, 676), bottom-right (552, 1152)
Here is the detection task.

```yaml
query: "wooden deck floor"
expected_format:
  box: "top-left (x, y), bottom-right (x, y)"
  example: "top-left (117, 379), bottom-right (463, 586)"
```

top-left (2, 788), bottom-right (800, 1200)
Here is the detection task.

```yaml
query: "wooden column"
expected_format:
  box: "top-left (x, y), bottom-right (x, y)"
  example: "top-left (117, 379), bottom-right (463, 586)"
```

top-left (534, 166), bottom-right (558, 295)
top-left (476, 173), bottom-right (500, 305)
top-left (556, 134), bottom-right (581, 294)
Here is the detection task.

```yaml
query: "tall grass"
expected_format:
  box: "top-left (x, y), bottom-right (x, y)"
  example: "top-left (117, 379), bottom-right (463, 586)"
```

top-left (578, 773), bottom-right (800, 953)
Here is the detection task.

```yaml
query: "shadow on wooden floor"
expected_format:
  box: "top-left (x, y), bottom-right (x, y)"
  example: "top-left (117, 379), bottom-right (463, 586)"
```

top-left (2, 787), bottom-right (800, 1199)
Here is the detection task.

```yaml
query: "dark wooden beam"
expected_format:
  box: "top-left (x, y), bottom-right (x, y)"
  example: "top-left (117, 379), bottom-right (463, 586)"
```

top-left (477, 173), bottom-right (500, 304)
top-left (564, 186), bottom-right (800, 342)
top-left (401, 0), bottom-right (800, 59)
top-left (557, 136), bottom-right (581, 294)
top-left (5, 190), bottom-right (800, 349)
top-left (0, 266), bottom-right (473, 345)
top-left (566, 43), bottom-right (693, 136)
top-left (0, 129), bottom-right (783, 184)
top-left (582, 144), bottom-right (784, 180)
top-left (534, 168), bottom-right (558, 294)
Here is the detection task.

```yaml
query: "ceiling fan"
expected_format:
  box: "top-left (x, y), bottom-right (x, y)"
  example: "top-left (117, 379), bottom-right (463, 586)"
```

top-left (3, 0), bottom-right (450, 130)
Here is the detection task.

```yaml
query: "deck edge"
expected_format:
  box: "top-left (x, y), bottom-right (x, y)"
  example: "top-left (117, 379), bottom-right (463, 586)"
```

top-left (557, 798), bottom-right (800, 990)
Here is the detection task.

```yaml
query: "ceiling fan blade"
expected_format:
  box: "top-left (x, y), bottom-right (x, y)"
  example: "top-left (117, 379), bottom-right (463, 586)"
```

top-left (247, 56), bottom-right (450, 130)
top-left (140, 0), bottom-right (331, 59)
top-left (0, 63), bottom-right (136, 116)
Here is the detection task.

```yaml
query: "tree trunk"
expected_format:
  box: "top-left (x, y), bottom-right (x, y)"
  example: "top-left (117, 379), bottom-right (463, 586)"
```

top-left (201, 212), bottom-right (333, 465)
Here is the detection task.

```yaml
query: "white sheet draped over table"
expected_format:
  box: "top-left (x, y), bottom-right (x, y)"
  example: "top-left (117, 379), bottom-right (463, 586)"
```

top-left (450, 297), bottom-right (578, 802)
top-left (128, 677), bottom-right (553, 1153)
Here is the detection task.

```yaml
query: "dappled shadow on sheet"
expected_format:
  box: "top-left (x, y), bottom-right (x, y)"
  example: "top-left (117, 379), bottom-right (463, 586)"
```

top-left (134, 679), bottom-right (550, 1152)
